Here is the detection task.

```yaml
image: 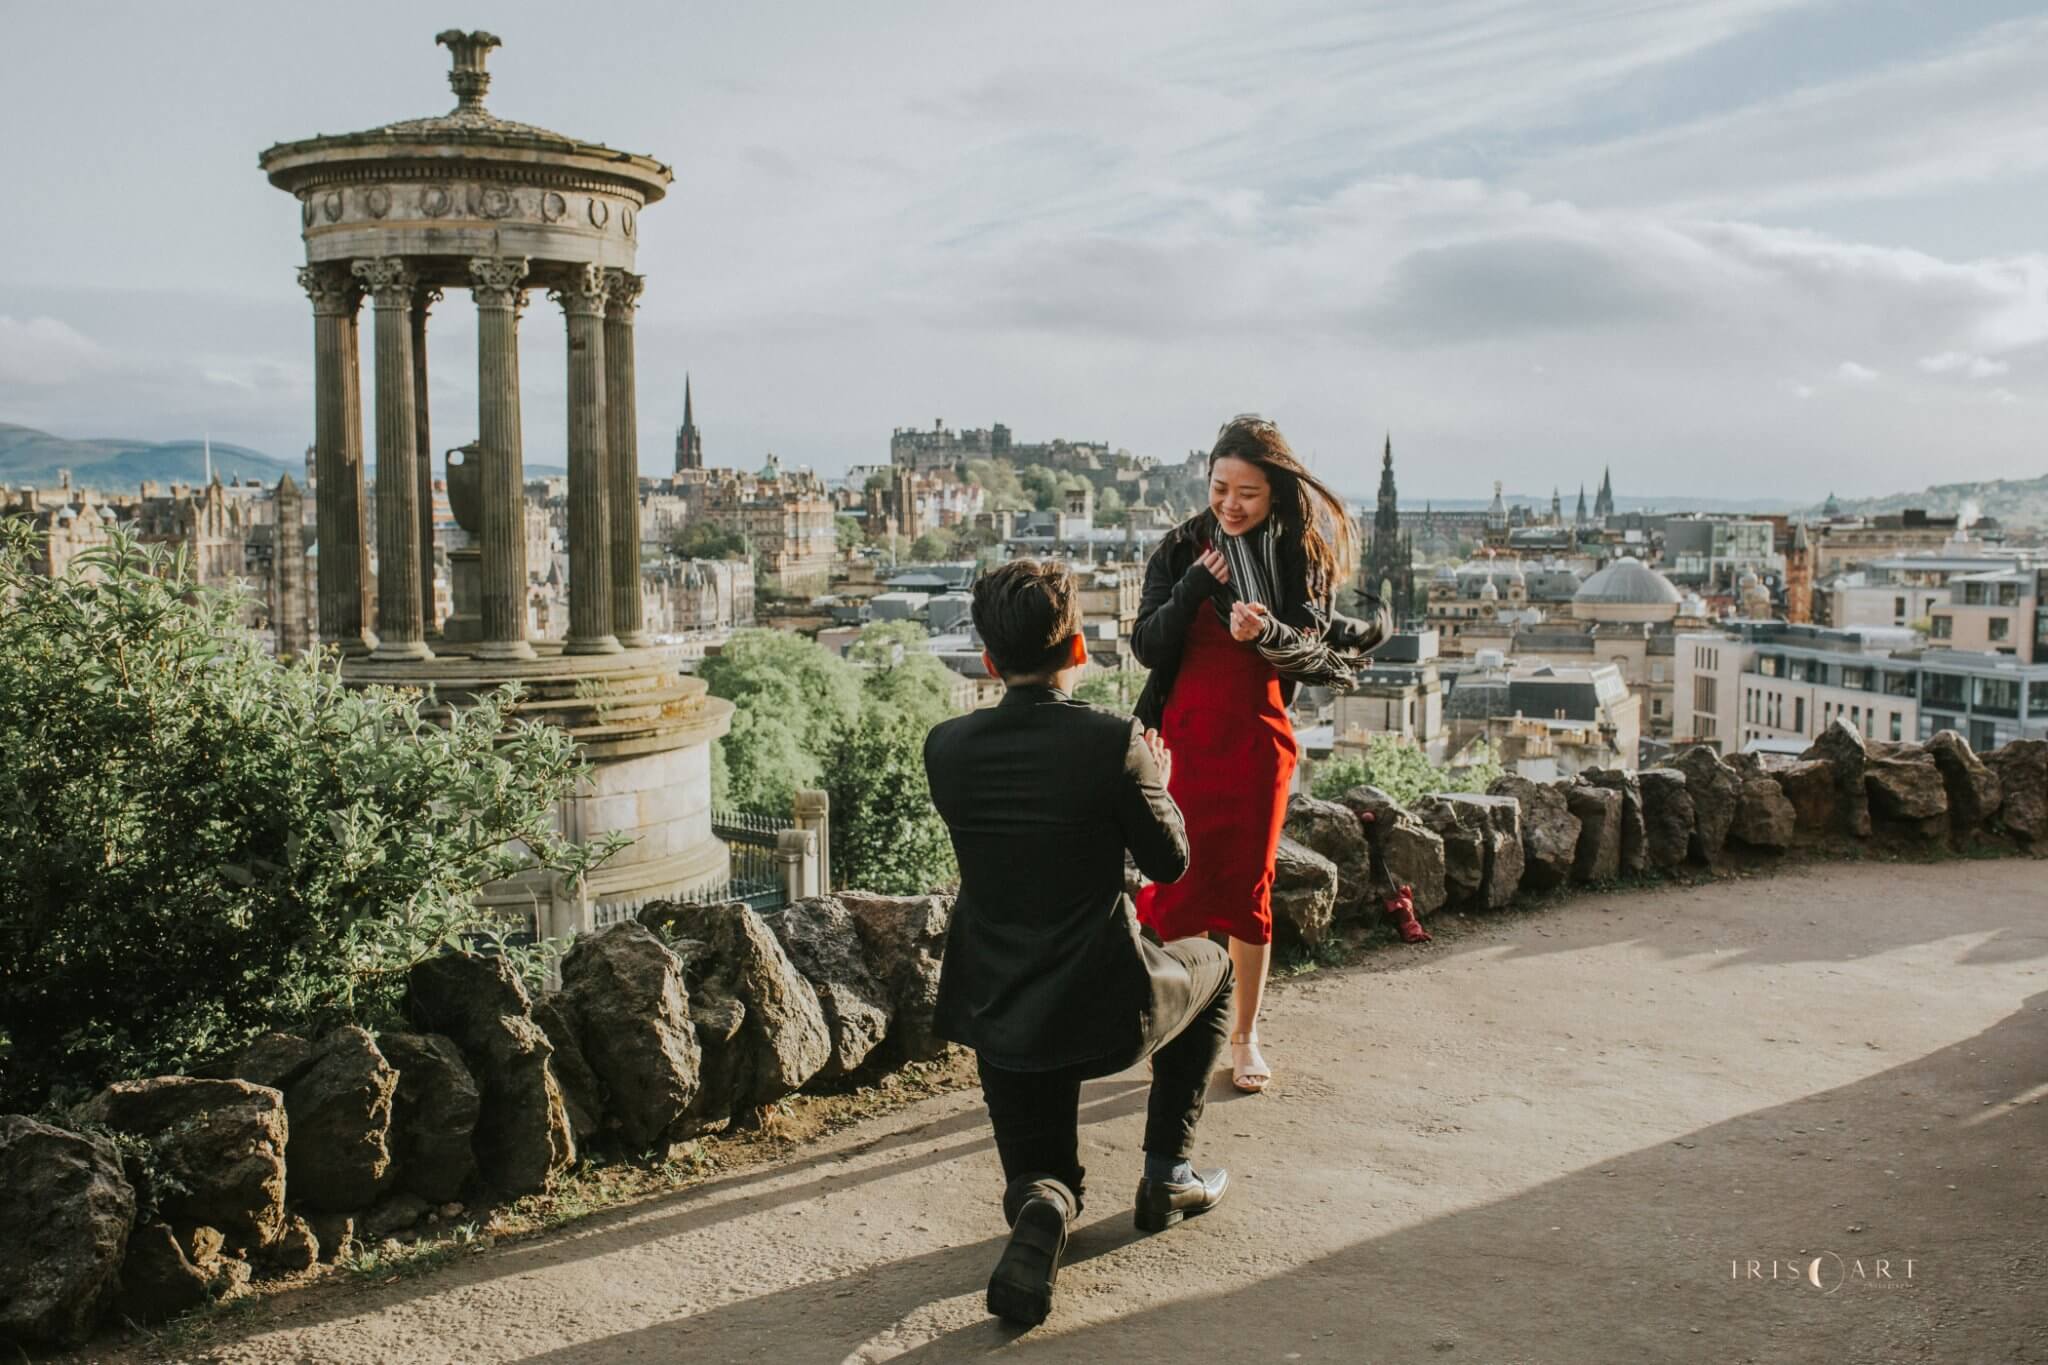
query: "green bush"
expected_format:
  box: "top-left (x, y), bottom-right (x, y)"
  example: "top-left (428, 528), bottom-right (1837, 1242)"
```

top-left (0, 525), bottom-right (607, 1110)
top-left (1309, 734), bottom-right (1504, 805)
top-left (702, 625), bottom-right (957, 894)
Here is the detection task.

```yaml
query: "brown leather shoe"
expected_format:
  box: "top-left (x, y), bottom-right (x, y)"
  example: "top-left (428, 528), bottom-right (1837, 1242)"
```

top-left (1134, 1167), bottom-right (1229, 1233)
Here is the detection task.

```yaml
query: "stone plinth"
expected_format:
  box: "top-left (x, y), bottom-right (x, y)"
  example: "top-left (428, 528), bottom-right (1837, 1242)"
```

top-left (341, 646), bottom-right (732, 930)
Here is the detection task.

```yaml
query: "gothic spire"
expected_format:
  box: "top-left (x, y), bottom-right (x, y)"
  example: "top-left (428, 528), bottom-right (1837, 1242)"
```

top-left (683, 373), bottom-right (693, 428)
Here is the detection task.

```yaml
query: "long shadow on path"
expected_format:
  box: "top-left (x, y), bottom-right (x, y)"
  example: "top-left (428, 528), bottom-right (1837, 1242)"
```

top-left (512, 990), bottom-right (2048, 1365)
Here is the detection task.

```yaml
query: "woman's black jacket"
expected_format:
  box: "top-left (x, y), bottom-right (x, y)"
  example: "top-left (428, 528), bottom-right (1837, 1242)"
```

top-left (1129, 510), bottom-right (1389, 731)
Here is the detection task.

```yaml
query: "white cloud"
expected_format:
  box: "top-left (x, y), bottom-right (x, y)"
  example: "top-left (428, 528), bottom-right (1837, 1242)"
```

top-left (0, 315), bottom-right (108, 387)
top-left (1514, 16), bottom-right (2048, 217)
top-left (1836, 361), bottom-right (1879, 383)
top-left (1791, 383), bottom-right (1816, 399)
top-left (1919, 350), bottom-right (2011, 378)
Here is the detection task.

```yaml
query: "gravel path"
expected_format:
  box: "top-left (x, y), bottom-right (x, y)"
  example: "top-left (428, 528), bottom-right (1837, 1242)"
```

top-left (162, 859), bottom-right (2047, 1364)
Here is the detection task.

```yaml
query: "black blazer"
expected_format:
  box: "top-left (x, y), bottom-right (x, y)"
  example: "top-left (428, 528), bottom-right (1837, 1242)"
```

top-left (1131, 510), bottom-right (1388, 730)
top-left (924, 685), bottom-right (1195, 1073)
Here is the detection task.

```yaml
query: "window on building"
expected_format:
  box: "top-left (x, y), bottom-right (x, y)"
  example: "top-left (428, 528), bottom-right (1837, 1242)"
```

top-left (2031, 686), bottom-right (2048, 718)
top-left (1651, 661), bottom-right (1665, 683)
top-left (1924, 673), bottom-right (1965, 706)
top-left (1974, 676), bottom-right (2020, 717)
top-left (1653, 698), bottom-right (1663, 716)
top-left (1989, 618), bottom-right (2010, 642)
top-left (1931, 615), bottom-right (1953, 639)
top-left (1794, 697), bottom-right (1805, 731)
top-left (1787, 657), bottom-right (1809, 682)
top-left (1841, 666), bottom-right (1869, 691)
top-left (1998, 582), bottom-right (2020, 607)
top-left (1883, 672), bottom-right (1916, 698)
top-left (1894, 596), bottom-right (1906, 618)
top-left (1758, 655), bottom-right (1780, 677)
top-left (1890, 713), bottom-right (1902, 741)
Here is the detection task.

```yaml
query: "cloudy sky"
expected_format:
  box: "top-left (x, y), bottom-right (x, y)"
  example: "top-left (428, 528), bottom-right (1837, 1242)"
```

top-left (4, 1), bottom-right (2046, 502)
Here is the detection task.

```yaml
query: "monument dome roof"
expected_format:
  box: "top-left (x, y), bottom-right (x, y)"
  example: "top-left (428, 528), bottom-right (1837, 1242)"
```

top-left (259, 31), bottom-right (671, 206)
top-left (1575, 556), bottom-right (1680, 606)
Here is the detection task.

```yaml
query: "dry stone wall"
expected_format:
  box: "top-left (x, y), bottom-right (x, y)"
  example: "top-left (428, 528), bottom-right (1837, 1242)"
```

top-left (6, 722), bottom-right (2043, 1349)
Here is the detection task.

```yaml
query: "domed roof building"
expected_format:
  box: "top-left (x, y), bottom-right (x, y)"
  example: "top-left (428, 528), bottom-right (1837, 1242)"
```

top-left (1573, 556), bottom-right (1682, 624)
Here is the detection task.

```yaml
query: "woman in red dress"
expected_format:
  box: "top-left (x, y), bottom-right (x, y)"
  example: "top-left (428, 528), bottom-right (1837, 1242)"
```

top-left (1132, 416), bottom-right (1386, 1092)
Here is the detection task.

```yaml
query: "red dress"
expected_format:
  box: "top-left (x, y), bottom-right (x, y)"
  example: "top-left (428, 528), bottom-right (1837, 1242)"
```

top-left (1135, 601), bottom-right (1298, 946)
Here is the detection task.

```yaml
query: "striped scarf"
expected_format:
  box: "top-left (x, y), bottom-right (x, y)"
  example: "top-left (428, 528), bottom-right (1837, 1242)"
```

top-left (1213, 521), bottom-right (1333, 677)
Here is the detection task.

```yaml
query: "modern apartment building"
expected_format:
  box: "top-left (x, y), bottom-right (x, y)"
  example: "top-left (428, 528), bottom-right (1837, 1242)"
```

top-left (1674, 621), bottom-right (2048, 754)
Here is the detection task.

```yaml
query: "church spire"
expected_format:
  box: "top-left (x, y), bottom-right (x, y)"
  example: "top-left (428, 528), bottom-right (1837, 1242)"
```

top-left (674, 373), bottom-right (703, 473)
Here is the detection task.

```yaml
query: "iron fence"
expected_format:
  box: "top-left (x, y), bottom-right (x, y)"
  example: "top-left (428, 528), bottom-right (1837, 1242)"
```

top-left (707, 806), bottom-right (794, 912)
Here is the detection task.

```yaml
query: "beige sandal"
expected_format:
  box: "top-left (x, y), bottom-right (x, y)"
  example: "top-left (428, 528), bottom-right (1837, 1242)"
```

top-left (1230, 1032), bottom-right (1270, 1093)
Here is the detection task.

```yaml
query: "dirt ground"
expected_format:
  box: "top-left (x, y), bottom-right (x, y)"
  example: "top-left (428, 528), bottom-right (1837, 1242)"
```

top-left (66, 859), bottom-right (2048, 1364)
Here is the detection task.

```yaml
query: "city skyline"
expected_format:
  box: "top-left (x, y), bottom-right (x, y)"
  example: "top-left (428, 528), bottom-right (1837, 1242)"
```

top-left (4, 2), bottom-right (2047, 500)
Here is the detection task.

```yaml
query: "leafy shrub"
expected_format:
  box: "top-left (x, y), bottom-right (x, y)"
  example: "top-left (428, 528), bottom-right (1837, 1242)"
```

top-left (702, 625), bottom-right (957, 893)
top-left (0, 525), bottom-right (606, 1109)
top-left (1309, 734), bottom-right (1504, 805)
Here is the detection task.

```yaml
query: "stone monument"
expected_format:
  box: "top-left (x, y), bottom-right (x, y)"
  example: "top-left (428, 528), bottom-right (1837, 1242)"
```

top-left (259, 30), bottom-right (732, 933)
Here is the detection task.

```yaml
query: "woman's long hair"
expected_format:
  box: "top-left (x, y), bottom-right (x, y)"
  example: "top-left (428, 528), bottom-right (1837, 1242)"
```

top-left (1207, 415), bottom-right (1357, 598)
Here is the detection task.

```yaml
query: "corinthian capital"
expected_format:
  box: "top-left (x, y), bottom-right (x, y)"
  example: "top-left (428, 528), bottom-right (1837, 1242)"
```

top-left (603, 269), bottom-right (645, 321)
top-left (469, 255), bottom-right (531, 309)
top-left (297, 263), bottom-right (361, 316)
top-left (549, 263), bottom-right (609, 319)
top-left (352, 256), bottom-right (417, 306)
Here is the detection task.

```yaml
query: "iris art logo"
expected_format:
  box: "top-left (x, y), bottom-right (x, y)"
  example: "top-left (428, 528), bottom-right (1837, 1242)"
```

top-left (1731, 1253), bottom-right (1916, 1293)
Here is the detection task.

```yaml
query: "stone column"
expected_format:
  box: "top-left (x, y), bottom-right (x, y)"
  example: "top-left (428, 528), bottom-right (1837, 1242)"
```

top-left (354, 256), bottom-right (433, 661)
top-left (411, 286), bottom-right (442, 636)
top-left (603, 270), bottom-right (650, 647)
top-left (469, 255), bottom-right (536, 660)
top-left (272, 472), bottom-right (311, 659)
top-left (297, 264), bottom-right (375, 653)
top-left (552, 264), bottom-right (619, 654)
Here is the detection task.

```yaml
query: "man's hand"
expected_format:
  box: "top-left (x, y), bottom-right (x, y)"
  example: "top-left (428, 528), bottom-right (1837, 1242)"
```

top-left (1229, 600), bottom-right (1269, 643)
top-left (1194, 546), bottom-right (1230, 586)
top-left (1143, 727), bottom-right (1173, 789)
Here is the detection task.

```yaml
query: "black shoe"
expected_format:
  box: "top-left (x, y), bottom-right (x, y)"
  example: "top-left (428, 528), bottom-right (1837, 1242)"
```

top-left (986, 1195), bottom-right (1069, 1326)
top-left (1134, 1168), bottom-right (1229, 1233)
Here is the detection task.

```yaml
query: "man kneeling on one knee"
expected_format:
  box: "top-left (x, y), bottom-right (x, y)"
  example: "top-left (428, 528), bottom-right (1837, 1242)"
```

top-left (923, 558), bottom-right (1235, 1327)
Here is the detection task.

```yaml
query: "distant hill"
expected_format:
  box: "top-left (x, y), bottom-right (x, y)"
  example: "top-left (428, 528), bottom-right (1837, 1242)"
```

top-left (1795, 473), bottom-right (2048, 528)
top-left (0, 423), bottom-right (297, 492)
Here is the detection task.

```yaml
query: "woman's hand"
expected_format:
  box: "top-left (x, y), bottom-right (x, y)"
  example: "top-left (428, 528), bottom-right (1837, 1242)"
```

top-left (1229, 601), bottom-right (1270, 643)
top-left (1194, 547), bottom-right (1230, 586)
top-left (1143, 727), bottom-right (1173, 788)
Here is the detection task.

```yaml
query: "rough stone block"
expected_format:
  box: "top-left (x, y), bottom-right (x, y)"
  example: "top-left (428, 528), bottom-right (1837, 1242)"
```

top-left (1983, 739), bottom-right (2046, 842)
top-left (1489, 775), bottom-right (1580, 891)
top-left (1800, 718), bottom-right (1872, 837)
top-left (1563, 782), bottom-right (1622, 883)
top-left (0, 1116), bottom-right (135, 1347)
top-left (1729, 776), bottom-right (1795, 851)
top-left (1637, 769), bottom-right (1694, 871)
top-left (1271, 836), bottom-right (1339, 948)
top-left (1283, 794), bottom-right (1372, 916)
top-left (1924, 730), bottom-right (2002, 831)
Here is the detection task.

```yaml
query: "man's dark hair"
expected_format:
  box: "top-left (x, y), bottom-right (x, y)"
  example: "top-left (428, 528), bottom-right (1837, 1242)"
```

top-left (973, 559), bottom-right (1083, 679)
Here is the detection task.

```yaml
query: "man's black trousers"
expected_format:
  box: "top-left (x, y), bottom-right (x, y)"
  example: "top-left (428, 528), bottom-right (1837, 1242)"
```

top-left (974, 936), bottom-right (1234, 1216)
